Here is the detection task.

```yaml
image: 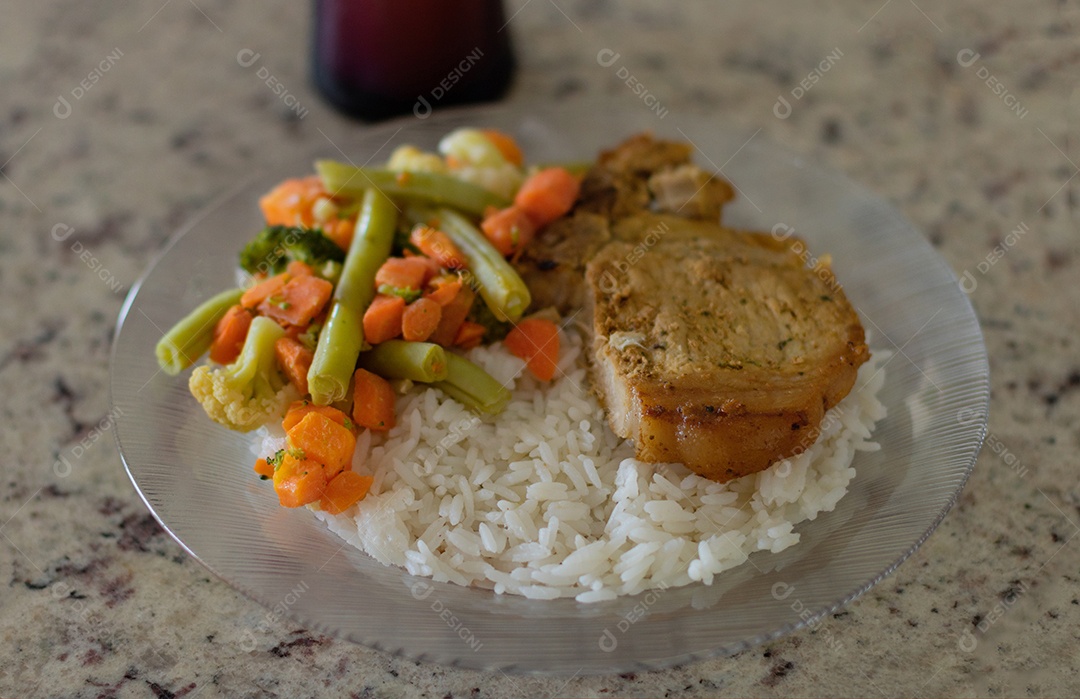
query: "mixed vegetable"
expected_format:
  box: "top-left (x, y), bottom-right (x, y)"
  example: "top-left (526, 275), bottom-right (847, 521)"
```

top-left (154, 128), bottom-right (580, 514)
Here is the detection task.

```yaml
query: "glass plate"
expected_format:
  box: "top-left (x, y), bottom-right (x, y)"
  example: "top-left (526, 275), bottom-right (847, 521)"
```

top-left (111, 101), bottom-right (989, 674)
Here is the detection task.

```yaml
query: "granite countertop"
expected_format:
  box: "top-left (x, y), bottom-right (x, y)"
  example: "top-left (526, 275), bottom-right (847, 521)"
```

top-left (2, 1), bottom-right (1077, 697)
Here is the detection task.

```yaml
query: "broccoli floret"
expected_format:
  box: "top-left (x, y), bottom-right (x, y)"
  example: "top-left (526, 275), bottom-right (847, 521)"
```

top-left (188, 316), bottom-right (299, 432)
top-left (466, 299), bottom-right (512, 342)
top-left (377, 284), bottom-right (423, 303)
top-left (239, 225), bottom-right (346, 280)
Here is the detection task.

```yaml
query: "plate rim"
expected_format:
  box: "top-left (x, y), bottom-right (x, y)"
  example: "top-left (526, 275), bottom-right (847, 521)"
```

top-left (110, 98), bottom-right (990, 674)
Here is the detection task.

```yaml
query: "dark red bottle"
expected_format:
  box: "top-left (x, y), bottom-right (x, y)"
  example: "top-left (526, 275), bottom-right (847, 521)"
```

top-left (312, 0), bottom-right (516, 121)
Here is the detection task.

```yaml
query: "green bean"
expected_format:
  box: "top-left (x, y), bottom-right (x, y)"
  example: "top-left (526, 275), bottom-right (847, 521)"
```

top-left (432, 353), bottom-right (512, 416)
top-left (406, 205), bottom-right (531, 323)
top-left (334, 189), bottom-right (398, 308)
top-left (358, 340), bottom-right (448, 383)
top-left (307, 188), bottom-right (396, 405)
top-left (155, 287), bottom-right (243, 375)
top-left (535, 160), bottom-right (593, 176)
top-left (307, 302), bottom-right (363, 404)
top-left (316, 160), bottom-right (509, 218)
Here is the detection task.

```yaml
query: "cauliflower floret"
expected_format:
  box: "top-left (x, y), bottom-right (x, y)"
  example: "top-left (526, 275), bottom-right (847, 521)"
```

top-left (439, 128), bottom-right (506, 168)
top-left (438, 128), bottom-right (524, 200)
top-left (188, 316), bottom-right (298, 432)
top-left (387, 145), bottom-right (448, 174)
top-left (452, 163), bottom-right (524, 201)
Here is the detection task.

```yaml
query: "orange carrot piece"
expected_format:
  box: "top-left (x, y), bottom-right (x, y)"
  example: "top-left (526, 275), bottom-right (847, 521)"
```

top-left (259, 175), bottom-right (326, 228)
top-left (504, 318), bottom-right (560, 381)
top-left (209, 304), bottom-right (253, 365)
top-left (514, 167), bottom-right (581, 227)
top-left (286, 260), bottom-right (315, 277)
top-left (273, 453), bottom-right (328, 508)
top-left (482, 129), bottom-right (524, 166)
top-left (274, 336), bottom-right (314, 395)
top-left (322, 217), bottom-right (355, 251)
top-left (424, 277), bottom-right (463, 307)
top-left (427, 283), bottom-right (475, 347)
top-left (374, 257), bottom-right (435, 292)
top-left (409, 225), bottom-right (466, 269)
top-left (352, 368), bottom-right (396, 432)
top-left (282, 401), bottom-right (353, 432)
top-left (319, 471), bottom-right (374, 514)
top-left (410, 253), bottom-right (443, 280)
top-left (362, 294), bottom-right (406, 345)
top-left (453, 320), bottom-right (486, 350)
top-left (254, 456), bottom-right (275, 479)
top-left (241, 272), bottom-right (290, 310)
top-left (401, 297), bottom-right (443, 342)
top-left (287, 412), bottom-right (357, 480)
top-left (258, 275), bottom-right (334, 327)
top-left (480, 205), bottom-right (536, 257)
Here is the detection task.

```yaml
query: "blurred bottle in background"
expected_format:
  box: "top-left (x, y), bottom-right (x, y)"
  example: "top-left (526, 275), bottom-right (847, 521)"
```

top-left (312, 0), bottom-right (515, 121)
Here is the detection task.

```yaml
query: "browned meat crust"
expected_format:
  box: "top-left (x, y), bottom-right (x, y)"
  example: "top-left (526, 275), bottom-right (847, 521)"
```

top-left (585, 214), bottom-right (869, 482)
top-left (577, 133), bottom-right (734, 222)
top-left (516, 133), bottom-right (869, 482)
top-left (517, 133), bottom-right (735, 314)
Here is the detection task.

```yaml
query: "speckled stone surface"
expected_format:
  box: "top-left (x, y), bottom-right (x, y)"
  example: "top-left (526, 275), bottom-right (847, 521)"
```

top-left (2, 1), bottom-right (1077, 697)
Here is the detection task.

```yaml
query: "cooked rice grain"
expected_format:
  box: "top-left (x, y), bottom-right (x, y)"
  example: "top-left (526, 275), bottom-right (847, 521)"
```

top-left (269, 330), bottom-right (887, 602)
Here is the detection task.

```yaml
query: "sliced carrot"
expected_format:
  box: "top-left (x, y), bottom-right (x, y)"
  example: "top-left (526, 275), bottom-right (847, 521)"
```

top-left (374, 256), bottom-right (435, 292)
top-left (209, 304), bottom-right (252, 365)
top-left (254, 456), bottom-right (275, 479)
top-left (259, 175), bottom-right (326, 228)
top-left (482, 129), bottom-right (524, 166)
top-left (424, 277), bottom-right (463, 307)
top-left (287, 412), bottom-right (357, 480)
top-left (362, 294), bottom-right (406, 345)
top-left (286, 260), bottom-right (315, 277)
top-left (401, 297), bottom-right (442, 342)
top-left (352, 368), bottom-right (396, 432)
top-left (409, 253), bottom-right (443, 281)
top-left (258, 275), bottom-right (334, 327)
top-left (480, 205), bottom-right (536, 257)
top-left (453, 320), bottom-right (486, 350)
top-left (409, 225), bottom-right (466, 269)
top-left (273, 453), bottom-right (328, 508)
top-left (274, 336), bottom-right (314, 395)
top-left (504, 318), bottom-right (561, 381)
top-left (321, 217), bottom-right (355, 251)
top-left (427, 283), bottom-right (475, 347)
top-left (514, 167), bottom-right (581, 227)
top-left (282, 400), bottom-right (353, 432)
top-left (241, 272), bottom-right (290, 310)
top-left (319, 471), bottom-right (374, 514)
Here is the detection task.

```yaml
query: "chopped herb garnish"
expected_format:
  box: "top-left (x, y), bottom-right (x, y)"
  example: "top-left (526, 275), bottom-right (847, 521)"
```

top-left (377, 284), bottom-right (423, 303)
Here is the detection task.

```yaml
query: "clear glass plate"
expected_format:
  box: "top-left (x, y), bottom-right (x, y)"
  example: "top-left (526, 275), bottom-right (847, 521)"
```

top-left (111, 101), bottom-right (989, 674)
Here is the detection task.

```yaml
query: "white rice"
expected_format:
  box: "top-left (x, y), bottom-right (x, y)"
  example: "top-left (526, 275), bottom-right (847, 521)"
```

top-left (261, 330), bottom-right (888, 602)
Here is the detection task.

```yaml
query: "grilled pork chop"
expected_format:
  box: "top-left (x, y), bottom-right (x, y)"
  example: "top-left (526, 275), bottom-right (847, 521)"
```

top-left (517, 133), bottom-right (869, 482)
top-left (585, 214), bottom-right (868, 481)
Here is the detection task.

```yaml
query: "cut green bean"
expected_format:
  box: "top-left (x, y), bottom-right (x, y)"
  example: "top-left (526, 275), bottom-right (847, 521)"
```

top-left (358, 340), bottom-right (448, 383)
top-left (308, 188), bottom-right (396, 405)
top-left (155, 287), bottom-right (243, 375)
top-left (316, 160), bottom-right (509, 218)
top-left (307, 302), bottom-right (362, 403)
top-left (433, 353), bottom-right (512, 416)
top-left (535, 160), bottom-right (593, 176)
top-left (334, 188), bottom-right (399, 309)
top-left (406, 205), bottom-right (531, 323)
